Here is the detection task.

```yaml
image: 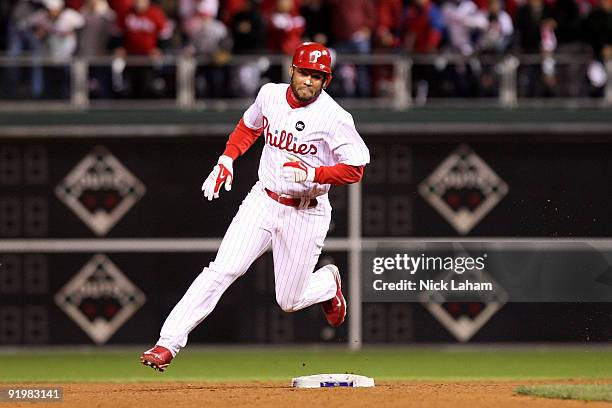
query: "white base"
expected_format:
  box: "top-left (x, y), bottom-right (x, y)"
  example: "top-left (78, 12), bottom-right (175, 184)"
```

top-left (291, 374), bottom-right (375, 388)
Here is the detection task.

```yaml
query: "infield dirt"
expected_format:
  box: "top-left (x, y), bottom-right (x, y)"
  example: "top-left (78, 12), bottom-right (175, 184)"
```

top-left (5, 381), bottom-right (612, 408)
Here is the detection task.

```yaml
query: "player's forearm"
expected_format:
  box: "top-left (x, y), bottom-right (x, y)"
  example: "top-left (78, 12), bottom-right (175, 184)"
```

top-left (223, 118), bottom-right (262, 160)
top-left (314, 164), bottom-right (364, 185)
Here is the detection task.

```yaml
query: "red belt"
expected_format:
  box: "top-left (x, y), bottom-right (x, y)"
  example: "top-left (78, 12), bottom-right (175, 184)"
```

top-left (265, 188), bottom-right (317, 208)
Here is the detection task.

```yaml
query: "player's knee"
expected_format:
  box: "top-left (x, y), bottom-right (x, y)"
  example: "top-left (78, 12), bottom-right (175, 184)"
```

top-left (279, 304), bottom-right (297, 313)
top-left (276, 297), bottom-right (299, 313)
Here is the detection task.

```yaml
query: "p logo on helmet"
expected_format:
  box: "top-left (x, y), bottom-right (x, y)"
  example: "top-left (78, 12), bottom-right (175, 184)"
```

top-left (309, 50), bottom-right (323, 63)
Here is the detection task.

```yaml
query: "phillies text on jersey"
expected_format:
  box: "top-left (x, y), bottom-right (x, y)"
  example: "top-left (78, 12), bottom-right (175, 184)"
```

top-left (243, 83), bottom-right (370, 198)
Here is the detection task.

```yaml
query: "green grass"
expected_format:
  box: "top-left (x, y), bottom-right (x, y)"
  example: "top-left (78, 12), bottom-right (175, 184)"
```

top-left (2, 348), bottom-right (612, 383)
top-left (515, 384), bottom-right (612, 402)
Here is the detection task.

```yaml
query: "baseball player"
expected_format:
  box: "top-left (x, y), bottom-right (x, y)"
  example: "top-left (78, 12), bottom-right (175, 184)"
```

top-left (141, 42), bottom-right (370, 372)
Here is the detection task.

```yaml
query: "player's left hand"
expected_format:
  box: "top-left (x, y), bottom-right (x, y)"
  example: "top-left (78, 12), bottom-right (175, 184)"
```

top-left (201, 155), bottom-right (234, 200)
top-left (281, 154), bottom-right (315, 183)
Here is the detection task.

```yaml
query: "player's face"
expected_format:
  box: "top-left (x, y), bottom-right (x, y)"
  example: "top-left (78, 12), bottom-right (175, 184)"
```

top-left (289, 66), bottom-right (326, 102)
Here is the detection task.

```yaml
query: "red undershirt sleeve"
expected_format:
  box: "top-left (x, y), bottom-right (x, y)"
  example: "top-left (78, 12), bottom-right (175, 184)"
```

top-left (314, 164), bottom-right (364, 185)
top-left (222, 118), bottom-right (262, 160)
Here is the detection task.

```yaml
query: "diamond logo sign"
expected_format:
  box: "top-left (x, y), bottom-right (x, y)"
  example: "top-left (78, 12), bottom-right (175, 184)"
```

top-left (55, 254), bottom-right (146, 344)
top-left (56, 146), bottom-right (146, 236)
top-left (418, 145), bottom-right (508, 235)
top-left (419, 266), bottom-right (508, 342)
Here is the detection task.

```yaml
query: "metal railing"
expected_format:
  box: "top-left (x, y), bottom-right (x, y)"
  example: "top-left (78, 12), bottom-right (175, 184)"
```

top-left (0, 53), bottom-right (610, 110)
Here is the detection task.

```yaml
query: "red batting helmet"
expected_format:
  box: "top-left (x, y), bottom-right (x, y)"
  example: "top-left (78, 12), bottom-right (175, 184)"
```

top-left (292, 42), bottom-right (333, 87)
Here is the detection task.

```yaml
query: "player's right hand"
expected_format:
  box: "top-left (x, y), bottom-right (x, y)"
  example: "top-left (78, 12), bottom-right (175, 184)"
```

top-left (201, 155), bottom-right (234, 201)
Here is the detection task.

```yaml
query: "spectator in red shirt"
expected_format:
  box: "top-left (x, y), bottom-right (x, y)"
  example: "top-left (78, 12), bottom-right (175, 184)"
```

top-left (375, 0), bottom-right (403, 49)
top-left (265, 0), bottom-right (304, 83)
top-left (402, 0), bottom-right (444, 103)
top-left (328, 0), bottom-right (376, 97)
top-left (403, 0), bottom-right (443, 54)
top-left (371, 0), bottom-right (403, 97)
top-left (267, 0), bottom-right (305, 55)
top-left (328, 0), bottom-right (375, 47)
top-left (115, 0), bottom-right (172, 97)
top-left (117, 0), bottom-right (170, 56)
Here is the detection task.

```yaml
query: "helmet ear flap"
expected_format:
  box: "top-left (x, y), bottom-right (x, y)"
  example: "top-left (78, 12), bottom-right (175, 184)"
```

top-left (323, 73), bottom-right (332, 89)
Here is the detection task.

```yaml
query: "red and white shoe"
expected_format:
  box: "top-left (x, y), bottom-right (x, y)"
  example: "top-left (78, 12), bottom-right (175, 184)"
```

top-left (321, 265), bottom-right (347, 327)
top-left (140, 345), bottom-right (173, 372)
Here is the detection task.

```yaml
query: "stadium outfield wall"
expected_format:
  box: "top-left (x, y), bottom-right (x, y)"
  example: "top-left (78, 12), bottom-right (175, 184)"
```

top-left (1, 107), bottom-right (611, 347)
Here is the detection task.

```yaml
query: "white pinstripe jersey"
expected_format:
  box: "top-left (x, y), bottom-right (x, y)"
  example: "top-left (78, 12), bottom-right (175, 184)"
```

top-left (242, 83), bottom-right (370, 198)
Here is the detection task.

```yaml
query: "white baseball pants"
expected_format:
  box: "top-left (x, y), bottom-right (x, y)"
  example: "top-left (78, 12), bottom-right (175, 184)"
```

top-left (157, 181), bottom-right (337, 356)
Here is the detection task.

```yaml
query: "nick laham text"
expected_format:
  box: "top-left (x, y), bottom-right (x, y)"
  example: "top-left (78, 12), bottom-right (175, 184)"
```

top-left (373, 279), bottom-right (493, 291)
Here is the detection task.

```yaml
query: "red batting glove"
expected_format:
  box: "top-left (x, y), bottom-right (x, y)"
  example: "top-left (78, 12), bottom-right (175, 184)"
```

top-left (281, 155), bottom-right (315, 183)
top-left (201, 155), bottom-right (234, 200)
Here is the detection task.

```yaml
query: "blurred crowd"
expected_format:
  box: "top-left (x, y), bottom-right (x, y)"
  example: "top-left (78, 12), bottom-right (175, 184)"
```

top-left (0, 0), bottom-right (610, 100)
